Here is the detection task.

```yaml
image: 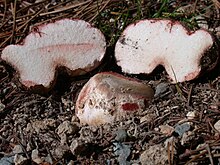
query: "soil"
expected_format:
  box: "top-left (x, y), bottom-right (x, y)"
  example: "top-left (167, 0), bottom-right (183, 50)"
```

top-left (0, 0), bottom-right (220, 165)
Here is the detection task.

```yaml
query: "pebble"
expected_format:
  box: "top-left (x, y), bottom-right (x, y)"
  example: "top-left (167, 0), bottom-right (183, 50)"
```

top-left (140, 144), bottom-right (168, 165)
top-left (140, 113), bottom-right (156, 123)
top-left (186, 111), bottom-right (198, 120)
top-left (113, 142), bottom-right (131, 165)
top-left (44, 154), bottom-right (53, 164)
top-left (181, 131), bottom-right (195, 145)
top-left (174, 123), bottom-right (191, 137)
top-left (0, 101), bottom-right (5, 112)
top-left (54, 145), bottom-right (69, 158)
top-left (115, 128), bottom-right (127, 142)
top-left (109, 18), bottom-right (115, 23)
top-left (70, 139), bottom-right (86, 155)
top-left (26, 119), bottom-right (56, 133)
top-left (31, 149), bottom-right (43, 164)
top-left (154, 82), bottom-right (169, 98)
top-left (159, 124), bottom-right (174, 136)
top-left (67, 160), bottom-right (75, 165)
top-left (13, 145), bottom-right (23, 154)
top-left (214, 120), bottom-right (220, 132)
top-left (0, 156), bottom-right (14, 165)
top-left (57, 121), bottom-right (79, 136)
top-left (14, 154), bottom-right (27, 165)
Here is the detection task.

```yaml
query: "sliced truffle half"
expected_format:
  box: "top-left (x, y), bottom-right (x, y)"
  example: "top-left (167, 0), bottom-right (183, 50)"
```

top-left (1, 19), bottom-right (106, 90)
top-left (115, 19), bottom-right (219, 83)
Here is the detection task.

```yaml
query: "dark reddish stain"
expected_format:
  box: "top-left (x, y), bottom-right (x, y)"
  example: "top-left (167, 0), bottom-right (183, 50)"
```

top-left (122, 103), bottom-right (139, 111)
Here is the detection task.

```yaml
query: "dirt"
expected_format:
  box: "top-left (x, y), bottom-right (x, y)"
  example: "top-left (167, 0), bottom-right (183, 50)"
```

top-left (0, 0), bottom-right (220, 165)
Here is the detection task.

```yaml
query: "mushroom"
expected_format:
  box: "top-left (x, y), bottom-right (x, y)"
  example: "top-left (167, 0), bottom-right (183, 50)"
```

top-left (115, 19), bottom-right (219, 83)
top-left (76, 72), bottom-right (154, 126)
top-left (1, 19), bottom-right (106, 90)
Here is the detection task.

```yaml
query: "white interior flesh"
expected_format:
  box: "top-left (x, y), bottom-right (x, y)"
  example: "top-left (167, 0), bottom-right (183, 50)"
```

top-left (76, 78), bottom-right (114, 125)
top-left (2, 19), bottom-right (106, 87)
top-left (115, 20), bottom-right (214, 82)
top-left (76, 72), bottom-right (154, 125)
top-left (77, 102), bottom-right (114, 126)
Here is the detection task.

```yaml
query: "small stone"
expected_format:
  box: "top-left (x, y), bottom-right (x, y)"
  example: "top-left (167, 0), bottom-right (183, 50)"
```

top-left (14, 154), bottom-right (27, 165)
top-left (56, 121), bottom-right (79, 144)
top-left (140, 113), bottom-right (156, 123)
top-left (174, 123), bottom-right (190, 137)
top-left (76, 72), bottom-right (154, 126)
top-left (154, 82), bottom-right (169, 97)
top-left (13, 145), bottom-right (23, 154)
top-left (27, 119), bottom-right (56, 133)
top-left (67, 160), bottom-right (75, 165)
top-left (216, 31), bottom-right (220, 38)
top-left (54, 145), bottom-right (69, 159)
top-left (109, 18), bottom-right (115, 23)
top-left (210, 104), bottom-right (218, 110)
top-left (57, 121), bottom-right (79, 136)
top-left (31, 149), bottom-right (43, 164)
top-left (26, 142), bottom-right (33, 152)
top-left (159, 124), bottom-right (174, 136)
top-left (115, 128), bottom-right (127, 142)
top-left (186, 111), bottom-right (198, 120)
top-left (113, 142), bottom-right (131, 165)
top-left (44, 154), bottom-right (53, 164)
top-left (60, 134), bottom-right (67, 145)
top-left (140, 144), bottom-right (168, 165)
top-left (61, 98), bottom-right (72, 106)
top-left (181, 131), bottom-right (195, 145)
top-left (0, 101), bottom-right (5, 112)
top-left (71, 116), bottom-right (79, 123)
top-left (214, 120), bottom-right (220, 132)
top-left (70, 139), bottom-right (86, 155)
top-left (0, 156), bottom-right (14, 165)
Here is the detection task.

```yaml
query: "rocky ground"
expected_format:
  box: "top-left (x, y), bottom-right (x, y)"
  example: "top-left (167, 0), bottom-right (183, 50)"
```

top-left (0, 0), bottom-right (220, 165)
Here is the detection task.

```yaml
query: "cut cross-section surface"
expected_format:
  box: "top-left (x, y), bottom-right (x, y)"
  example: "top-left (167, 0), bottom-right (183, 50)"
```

top-left (115, 19), bottom-right (219, 83)
top-left (1, 19), bottom-right (106, 90)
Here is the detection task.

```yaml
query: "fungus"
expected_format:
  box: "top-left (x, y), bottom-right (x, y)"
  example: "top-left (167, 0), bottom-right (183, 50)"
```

top-left (115, 19), bottom-right (219, 83)
top-left (1, 19), bottom-right (106, 90)
top-left (76, 72), bottom-right (154, 126)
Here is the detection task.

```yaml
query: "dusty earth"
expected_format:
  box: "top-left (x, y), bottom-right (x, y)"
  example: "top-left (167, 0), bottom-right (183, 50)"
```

top-left (0, 0), bottom-right (220, 165)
